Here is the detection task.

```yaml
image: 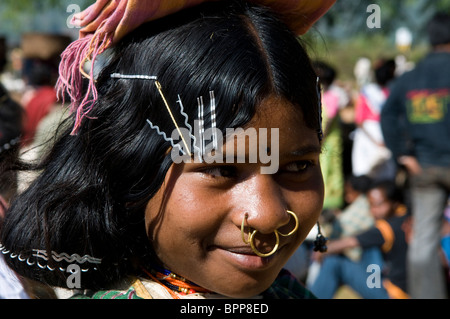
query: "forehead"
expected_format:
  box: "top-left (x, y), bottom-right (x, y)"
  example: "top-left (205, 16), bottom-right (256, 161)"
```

top-left (222, 95), bottom-right (319, 150)
top-left (368, 188), bottom-right (387, 202)
top-left (247, 95), bottom-right (305, 128)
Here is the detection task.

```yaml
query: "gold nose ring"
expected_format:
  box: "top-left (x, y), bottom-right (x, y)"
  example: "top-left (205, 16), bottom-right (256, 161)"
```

top-left (277, 210), bottom-right (299, 237)
top-left (241, 210), bottom-right (299, 257)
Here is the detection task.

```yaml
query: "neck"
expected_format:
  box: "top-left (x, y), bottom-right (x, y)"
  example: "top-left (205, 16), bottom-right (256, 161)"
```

top-left (142, 266), bottom-right (210, 298)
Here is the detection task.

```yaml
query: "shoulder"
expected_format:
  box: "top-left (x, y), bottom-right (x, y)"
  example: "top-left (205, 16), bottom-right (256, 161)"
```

top-left (262, 269), bottom-right (316, 299)
top-left (69, 271), bottom-right (316, 299)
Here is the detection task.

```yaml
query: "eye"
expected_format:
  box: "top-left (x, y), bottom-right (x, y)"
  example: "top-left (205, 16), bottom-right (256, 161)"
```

top-left (201, 165), bottom-right (238, 178)
top-left (282, 161), bottom-right (315, 173)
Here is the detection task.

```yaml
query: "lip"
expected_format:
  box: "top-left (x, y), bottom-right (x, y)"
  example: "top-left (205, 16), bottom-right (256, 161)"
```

top-left (209, 245), bottom-right (283, 271)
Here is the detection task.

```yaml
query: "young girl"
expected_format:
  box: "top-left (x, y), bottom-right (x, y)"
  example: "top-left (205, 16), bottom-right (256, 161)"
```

top-left (1, 0), bottom-right (333, 299)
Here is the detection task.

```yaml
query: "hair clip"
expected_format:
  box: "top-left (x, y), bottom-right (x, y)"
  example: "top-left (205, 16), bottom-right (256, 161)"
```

top-left (110, 73), bottom-right (158, 80)
top-left (154, 80), bottom-right (193, 157)
top-left (110, 73), bottom-right (219, 162)
top-left (209, 91), bottom-right (218, 150)
top-left (316, 77), bottom-right (324, 142)
top-left (197, 96), bottom-right (206, 160)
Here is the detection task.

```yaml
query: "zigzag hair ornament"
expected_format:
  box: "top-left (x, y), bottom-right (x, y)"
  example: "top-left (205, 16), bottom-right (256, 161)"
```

top-left (32, 249), bottom-right (102, 265)
top-left (0, 244), bottom-right (101, 272)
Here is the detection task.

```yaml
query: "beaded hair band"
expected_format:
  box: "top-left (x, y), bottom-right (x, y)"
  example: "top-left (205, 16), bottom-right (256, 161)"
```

top-left (0, 136), bottom-right (21, 154)
top-left (0, 244), bottom-right (102, 272)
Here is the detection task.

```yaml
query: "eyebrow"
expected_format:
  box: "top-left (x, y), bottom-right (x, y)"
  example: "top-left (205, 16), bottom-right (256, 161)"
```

top-left (206, 144), bottom-right (322, 163)
top-left (289, 145), bottom-right (323, 157)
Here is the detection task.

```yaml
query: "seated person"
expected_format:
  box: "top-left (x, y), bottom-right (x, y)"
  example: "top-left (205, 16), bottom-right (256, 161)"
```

top-left (309, 180), bottom-right (409, 299)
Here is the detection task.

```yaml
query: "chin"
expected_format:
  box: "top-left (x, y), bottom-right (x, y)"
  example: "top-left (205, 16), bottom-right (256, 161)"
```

top-left (207, 264), bottom-right (284, 299)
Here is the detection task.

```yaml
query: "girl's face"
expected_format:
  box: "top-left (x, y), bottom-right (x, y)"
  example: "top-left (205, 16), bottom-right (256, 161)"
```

top-left (144, 95), bottom-right (324, 298)
top-left (367, 188), bottom-right (394, 220)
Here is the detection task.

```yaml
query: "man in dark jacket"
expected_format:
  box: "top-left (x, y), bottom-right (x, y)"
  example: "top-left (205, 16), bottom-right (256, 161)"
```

top-left (381, 12), bottom-right (450, 299)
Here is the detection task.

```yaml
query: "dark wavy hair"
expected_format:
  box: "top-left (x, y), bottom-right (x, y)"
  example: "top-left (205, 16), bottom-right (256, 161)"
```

top-left (0, 84), bottom-right (23, 205)
top-left (427, 12), bottom-right (450, 47)
top-left (1, 0), bottom-right (320, 290)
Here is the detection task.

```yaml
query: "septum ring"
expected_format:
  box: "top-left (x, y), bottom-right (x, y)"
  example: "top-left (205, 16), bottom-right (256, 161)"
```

top-left (241, 210), bottom-right (299, 258)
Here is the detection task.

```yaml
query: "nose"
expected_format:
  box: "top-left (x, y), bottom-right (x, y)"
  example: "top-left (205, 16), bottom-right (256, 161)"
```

top-left (235, 174), bottom-right (290, 235)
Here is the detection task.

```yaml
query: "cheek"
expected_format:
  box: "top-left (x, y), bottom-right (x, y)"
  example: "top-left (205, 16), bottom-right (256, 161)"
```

top-left (292, 172), bottom-right (324, 240)
top-left (296, 193), bottom-right (323, 240)
top-left (144, 182), bottom-right (224, 264)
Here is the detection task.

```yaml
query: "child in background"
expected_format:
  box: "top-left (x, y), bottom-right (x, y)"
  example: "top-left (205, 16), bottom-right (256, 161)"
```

top-left (310, 180), bottom-right (409, 299)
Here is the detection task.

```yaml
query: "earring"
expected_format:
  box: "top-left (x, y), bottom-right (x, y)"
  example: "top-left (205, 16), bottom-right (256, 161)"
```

top-left (313, 221), bottom-right (328, 253)
top-left (241, 210), bottom-right (299, 257)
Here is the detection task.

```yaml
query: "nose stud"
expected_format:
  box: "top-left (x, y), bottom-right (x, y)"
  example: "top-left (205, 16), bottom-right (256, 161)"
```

top-left (241, 210), bottom-right (299, 257)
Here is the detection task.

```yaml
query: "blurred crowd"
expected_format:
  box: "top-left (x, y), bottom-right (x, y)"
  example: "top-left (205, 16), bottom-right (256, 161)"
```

top-left (285, 12), bottom-right (450, 300)
top-left (0, 11), bottom-right (449, 299)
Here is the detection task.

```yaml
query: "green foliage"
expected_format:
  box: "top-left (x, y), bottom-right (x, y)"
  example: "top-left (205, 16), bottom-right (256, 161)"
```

top-left (1, 0), bottom-right (61, 11)
top-left (1, 0), bottom-right (91, 11)
top-left (0, 0), bottom-right (91, 23)
top-left (316, 0), bottom-right (449, 40)
top-left (305, 0), bottom-right (448, 82)
top-left (303, 32), bottom-right (429, 83)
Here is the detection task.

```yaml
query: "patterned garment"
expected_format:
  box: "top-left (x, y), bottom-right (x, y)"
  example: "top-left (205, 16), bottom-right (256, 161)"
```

top-left (336, 195), bottom-right (374, 261)
top-left (261, 269), bottom-right (316, 299)
top-left (71, 269), bottom-right (316, 299)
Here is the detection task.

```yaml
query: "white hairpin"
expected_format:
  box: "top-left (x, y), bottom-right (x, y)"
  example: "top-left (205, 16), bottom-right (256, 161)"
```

top-left (197, 96), bottom-right (205, 162)
top-left (195, 90), bottom-right (219, 161)
top-left (110, 73), bottom-right (157, 80)
top-left (210, 91), bottom-right (218, 150)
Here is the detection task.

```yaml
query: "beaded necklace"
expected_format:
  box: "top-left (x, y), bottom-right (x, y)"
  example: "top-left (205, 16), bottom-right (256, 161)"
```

top-left (142, 266), bottom-right (210, 299)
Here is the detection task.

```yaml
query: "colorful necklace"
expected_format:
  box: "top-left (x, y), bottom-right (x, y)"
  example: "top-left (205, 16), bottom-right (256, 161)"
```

top-left (142, 266), bottom-right (210, 299)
